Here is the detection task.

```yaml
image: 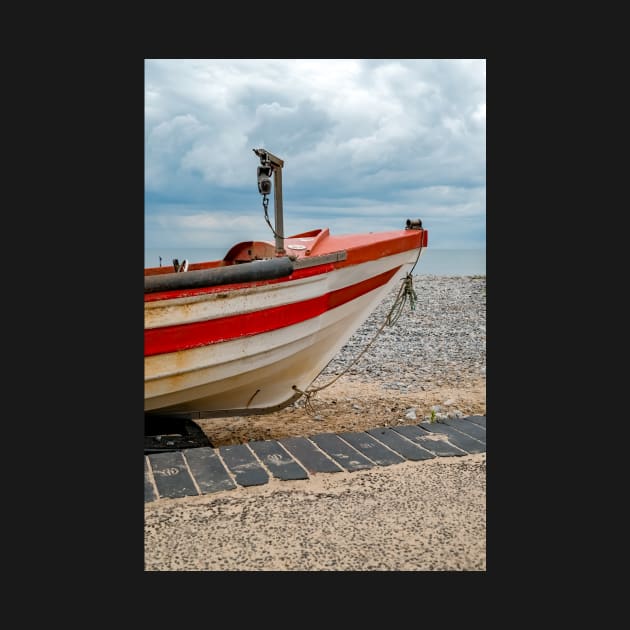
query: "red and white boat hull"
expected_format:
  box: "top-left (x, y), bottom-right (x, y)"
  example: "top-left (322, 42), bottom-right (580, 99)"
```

top-left (144, 227), bottom-right (427, 416)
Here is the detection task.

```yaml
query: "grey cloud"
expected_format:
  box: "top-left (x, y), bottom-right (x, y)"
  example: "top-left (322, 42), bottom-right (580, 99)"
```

top-left (248, 99), bottom-right (334, 155)
top-left (145, 59), bottom-right (485, 250)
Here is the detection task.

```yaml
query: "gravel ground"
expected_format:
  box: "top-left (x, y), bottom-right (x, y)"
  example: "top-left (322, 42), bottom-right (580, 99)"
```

top-left (198, 274), bottom-right (486, 446)
top-left (320, 273), bottom-right (486, 390)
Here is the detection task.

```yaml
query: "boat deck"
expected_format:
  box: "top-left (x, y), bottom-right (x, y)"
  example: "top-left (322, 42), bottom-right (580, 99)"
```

top-left (144, 415), bottom-right (486, 503)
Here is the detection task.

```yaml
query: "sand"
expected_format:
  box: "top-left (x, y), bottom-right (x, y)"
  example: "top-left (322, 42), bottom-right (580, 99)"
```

top-left (144, 452), bottom-right (486, 571)
top-left (196, 377), bottom-right (486, 447)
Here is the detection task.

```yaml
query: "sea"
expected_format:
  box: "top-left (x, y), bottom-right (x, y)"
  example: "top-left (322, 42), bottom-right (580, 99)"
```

top-left (145, 247), bottom-right (485, 277)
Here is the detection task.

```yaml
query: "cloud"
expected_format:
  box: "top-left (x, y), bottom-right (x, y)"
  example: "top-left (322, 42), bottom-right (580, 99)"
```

top-left (145, 59), bottom-right (485, 250)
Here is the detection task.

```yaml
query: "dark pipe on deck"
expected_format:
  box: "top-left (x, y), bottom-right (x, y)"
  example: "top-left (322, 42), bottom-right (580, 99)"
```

top-left (145, 257), bottom-right (294, 294)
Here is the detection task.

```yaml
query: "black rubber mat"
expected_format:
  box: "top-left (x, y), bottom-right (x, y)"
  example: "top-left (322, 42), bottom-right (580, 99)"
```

top-left (218, 444), bottom-right (269, 487)
top-left (366, 427), bottom-right (435, 461)
top-left (392, 424), bottom-right (467, 457)
top-left (417, 422), bottom-right (485, 454)
top-left (183, 446), bottom-right (236, 494)
top-left (147, 451), bottom-right (198, 499)
top-left (338, 431), bottom-right (406, 466)
top-left (309, 433), bottom-right (374, 472)
top-left (248, 440), bottom-right (309, 480)
top-left (279, 436), bottom-right (343, 474)
top-left (440, 417), bottom-right (486, 443)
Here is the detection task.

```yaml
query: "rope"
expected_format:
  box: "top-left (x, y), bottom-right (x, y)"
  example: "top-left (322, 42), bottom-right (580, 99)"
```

top-left (386, 274), bottom-right (417, 326)
top-left (292, 245), bottom-right (423, 409)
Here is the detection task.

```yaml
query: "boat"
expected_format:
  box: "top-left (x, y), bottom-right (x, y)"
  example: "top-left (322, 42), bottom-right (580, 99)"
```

top-left (145, 149), bottom-right (428, 417)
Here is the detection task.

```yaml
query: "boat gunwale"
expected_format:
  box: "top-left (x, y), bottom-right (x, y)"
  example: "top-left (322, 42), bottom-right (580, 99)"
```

top-left (144, 228), bottom-right (425, 303)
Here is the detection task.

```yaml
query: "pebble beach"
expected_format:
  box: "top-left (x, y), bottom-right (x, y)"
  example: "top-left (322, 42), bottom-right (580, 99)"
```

top-left (197, 273), bottom-right (486, 445)
top-left (145, 274), bottom-right (486, 571)
top-left (318, 273), bottom-right (486, 402)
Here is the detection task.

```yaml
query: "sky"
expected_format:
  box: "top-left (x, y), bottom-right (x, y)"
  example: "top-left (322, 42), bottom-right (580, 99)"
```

top-left (145, 59), bottom-right (485, 252)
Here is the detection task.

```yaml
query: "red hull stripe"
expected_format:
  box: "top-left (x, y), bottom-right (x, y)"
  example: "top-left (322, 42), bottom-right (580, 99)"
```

top-left (145, 266), bottom-right (400, 357)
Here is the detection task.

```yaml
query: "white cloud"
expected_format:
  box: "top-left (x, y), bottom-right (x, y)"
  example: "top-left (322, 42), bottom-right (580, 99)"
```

top-left (145, 59), bottom-right (486, 250)
top-left (471, 102), bottom-right (486, 126)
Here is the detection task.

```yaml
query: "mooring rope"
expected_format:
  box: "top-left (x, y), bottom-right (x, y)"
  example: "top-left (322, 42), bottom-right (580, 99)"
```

top-left (292, 245), bottom-right (423, 411)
